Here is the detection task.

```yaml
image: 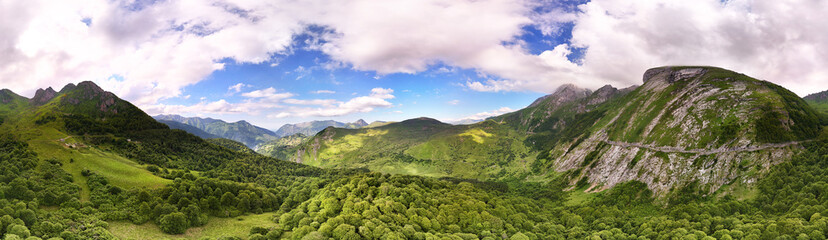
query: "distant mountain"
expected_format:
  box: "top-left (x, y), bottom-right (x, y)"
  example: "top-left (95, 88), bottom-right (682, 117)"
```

top-left (804, 89), bottom-right (828, 124)
top-left (274, 119), bottom-right (368, 137)
top-left (156, 119), bottom-right (219, 139)
top-left (805, 89), bottom-right (828, 102)
top-left (153, 114), bottom-right (278, 148)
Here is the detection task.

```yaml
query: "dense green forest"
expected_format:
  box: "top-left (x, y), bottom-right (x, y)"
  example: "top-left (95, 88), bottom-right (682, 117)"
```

top-left (2, 128), bottom-right (828, 239)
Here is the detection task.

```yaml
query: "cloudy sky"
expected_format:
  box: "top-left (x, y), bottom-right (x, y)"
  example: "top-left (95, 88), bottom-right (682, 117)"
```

top-left (2, 0), bottom-right (827, 129)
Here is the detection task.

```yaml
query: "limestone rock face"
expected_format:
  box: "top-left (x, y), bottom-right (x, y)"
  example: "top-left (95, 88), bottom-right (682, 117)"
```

top-left (548, 66), bottom-right (819, 195)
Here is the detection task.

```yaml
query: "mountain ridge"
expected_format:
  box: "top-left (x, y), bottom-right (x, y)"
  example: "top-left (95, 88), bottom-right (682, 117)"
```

top-left (153, 114), bottom-right (278, 148)
top-left (273, 119), bottom-right (369, 137)
top-left (290, 66), bottom-right (823, 196)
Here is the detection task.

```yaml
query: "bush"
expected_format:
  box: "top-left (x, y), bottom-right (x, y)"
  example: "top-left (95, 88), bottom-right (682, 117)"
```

top-left (158, 212), bottom-right (189, 234)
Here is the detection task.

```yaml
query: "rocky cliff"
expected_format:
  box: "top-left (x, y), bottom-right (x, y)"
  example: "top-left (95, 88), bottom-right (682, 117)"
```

top-left (547, 66), bottom-right (820, 195)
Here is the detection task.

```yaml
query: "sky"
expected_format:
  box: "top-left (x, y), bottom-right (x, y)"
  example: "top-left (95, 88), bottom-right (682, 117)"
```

top-left (1, 0), bottom-right (827, 130)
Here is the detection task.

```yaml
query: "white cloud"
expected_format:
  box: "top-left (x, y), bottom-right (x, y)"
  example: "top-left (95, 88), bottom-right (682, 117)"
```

top-left (2, 0), bottom-right (826, 116)
top-left (241, 87), bottom-right (294, 101)
top-left (447, 100), bottom-right (460, 105)
top-left (312, 90), bottom-right (335, 94)
top-left (447, 107), bottom-right (515, 123)
top-left (562, 0), bottom-right (828, 96)
top-left (227, 83), bottom-right (250, 94)
top-left (145, 86), bottom-right (395, 119)
top-left (269, 88), bottom-right (395, 118)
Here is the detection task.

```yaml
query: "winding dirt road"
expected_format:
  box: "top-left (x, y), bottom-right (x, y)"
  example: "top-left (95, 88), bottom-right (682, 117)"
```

top-left (603, 140), bottom-right (805, 155)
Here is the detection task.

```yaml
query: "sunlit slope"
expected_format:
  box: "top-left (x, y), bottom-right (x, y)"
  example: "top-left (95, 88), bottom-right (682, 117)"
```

top-left (294, 118), bottom-right (535, 180)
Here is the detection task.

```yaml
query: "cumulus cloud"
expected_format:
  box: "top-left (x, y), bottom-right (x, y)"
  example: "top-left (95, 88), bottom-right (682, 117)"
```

top-left (269, 88), bottom-right (395, 118)
top-left (2, 0), bottom-right (826, 116)
top-left (312, 90), bottom-right (335, 94)
top-left (563, 0), bottom-right (828, 95)
top-left (145, 87), bottom-right (395, 119)
top-left (227, 83), bottom-right (250, 95)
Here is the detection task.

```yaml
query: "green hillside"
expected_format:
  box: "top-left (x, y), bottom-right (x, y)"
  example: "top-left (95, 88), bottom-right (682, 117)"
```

top-left (294, 117), bottom-right (536, 180)
top-left (256, 133), bottom-right (310, 159)
top-left (542, 66), bottom-right (822, 195)
top-left (294, 67), bottom-right (824, 196)
top-left (206, 138), bottom-right (256, 154)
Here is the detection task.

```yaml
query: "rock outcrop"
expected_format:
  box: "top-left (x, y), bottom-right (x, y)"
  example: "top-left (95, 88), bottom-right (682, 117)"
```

top-left (548, 66), bottom-right (819, 195)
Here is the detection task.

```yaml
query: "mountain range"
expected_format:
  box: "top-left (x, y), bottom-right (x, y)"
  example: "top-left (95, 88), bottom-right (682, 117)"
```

top-left (291, 66), bottom-right (822, 195)
top-left (153, 114), bottom-right (279, 148)
top-left (274, 119), bottom-right (369, 137)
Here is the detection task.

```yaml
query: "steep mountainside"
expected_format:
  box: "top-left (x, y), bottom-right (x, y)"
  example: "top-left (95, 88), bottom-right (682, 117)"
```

top-left (544, 67), bottom-right (821, 194)
top-left (274, 119), bottom-right (368, 137)
top-left (154, 114), bottom-right (278, 148)
top-left (0, 81), bottom-right (313, 196)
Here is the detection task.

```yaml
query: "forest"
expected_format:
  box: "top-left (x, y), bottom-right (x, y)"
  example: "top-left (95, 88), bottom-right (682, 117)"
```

top-left (1, 128), bottom-right (828, 239)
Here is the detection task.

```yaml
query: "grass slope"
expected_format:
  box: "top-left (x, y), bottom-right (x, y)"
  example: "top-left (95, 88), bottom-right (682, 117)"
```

top-left (109, 213), bottom-right (278, 240)
top-left (296, 118), bottom-right (536, 180)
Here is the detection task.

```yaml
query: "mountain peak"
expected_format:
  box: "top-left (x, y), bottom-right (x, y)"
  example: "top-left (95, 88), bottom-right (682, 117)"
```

top-left (353, 119), bottom-right (368, 126)
top-left (528, 83), bottom-right (592, 108)
top-left (642, 66), bottom-right (714, 84)
top-left (75, 81), bottom-right (106, 95)
top-left (401, 117), bottom-right (445, 125)
top-left (0, 89), bottom-right (25, 104)
top-left (58, 83), bottom-right (77, 94)
top-left (30, 87), bottom-right (57, 105)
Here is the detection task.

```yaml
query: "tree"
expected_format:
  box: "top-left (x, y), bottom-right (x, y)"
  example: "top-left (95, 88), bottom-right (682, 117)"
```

top-left (6, 224), bottom-right (30, 238)
top-left (237, 193), bottom-right (250, 212)
top-left (510, 232), bottom-right (530, 240)
top-left (221, 192), bottom-right (236, 207)
top-left (159, 212), bottom-right (189, 234)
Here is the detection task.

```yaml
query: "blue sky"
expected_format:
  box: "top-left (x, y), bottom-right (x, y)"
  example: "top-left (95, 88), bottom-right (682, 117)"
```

top-left (2, 0), bottom-right (828, 130)
top-left (162, 24), bottom-right (552, 129)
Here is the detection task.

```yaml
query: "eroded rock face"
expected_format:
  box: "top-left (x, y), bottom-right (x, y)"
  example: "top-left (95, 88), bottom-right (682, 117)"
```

top-left (31, 87), bottom-right (57, 105)
top-left (529, 84), bottom-right (592, 108)
top-left (551, 67), bottom-right (808, 195)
